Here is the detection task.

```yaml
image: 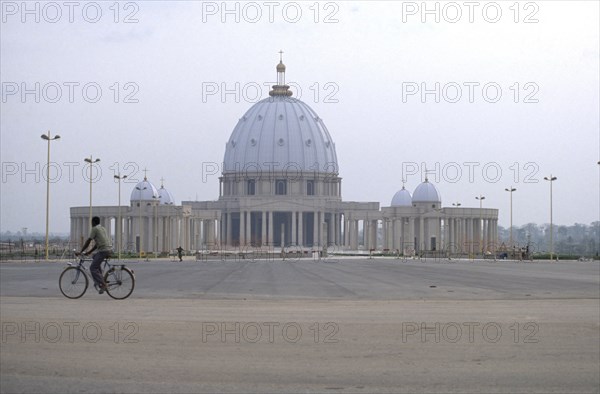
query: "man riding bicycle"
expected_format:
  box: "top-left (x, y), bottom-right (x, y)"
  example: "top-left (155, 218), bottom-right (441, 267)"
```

top-left (78, 216), bottom-right (113, 294)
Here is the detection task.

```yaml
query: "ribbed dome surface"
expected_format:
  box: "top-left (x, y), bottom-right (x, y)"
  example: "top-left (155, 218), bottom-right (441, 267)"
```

top-left (223, 96), bottom-right (338, 174)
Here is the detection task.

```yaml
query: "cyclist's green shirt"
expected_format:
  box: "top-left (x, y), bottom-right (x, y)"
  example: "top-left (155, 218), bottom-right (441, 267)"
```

top-left (89, 225), bottom-right (112, 252)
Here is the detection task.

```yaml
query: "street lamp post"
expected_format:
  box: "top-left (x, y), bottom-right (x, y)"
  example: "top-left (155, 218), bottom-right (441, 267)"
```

top-left (451, 203), bottom-right (461, 256)
top-left (505, 187), bottom-right (517, 258)
top-left (114, 174), bottom-right (127, 260)
top-left (84, 156), bottom-right (101, 225)
top-left (152, 195), bottom-right (160, 258)
top-left (41, 132), bottom-right (60, 260)
top-left (136, 185), bottom-right (147, 259)
top-left (544, 175), bottom-right (557, 260)
top-left (476, 195), bottom-right (486, 256)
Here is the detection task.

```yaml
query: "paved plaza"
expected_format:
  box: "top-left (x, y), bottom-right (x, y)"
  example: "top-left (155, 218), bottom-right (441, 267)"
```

top-left (1, 258), bottom-right (599, 393)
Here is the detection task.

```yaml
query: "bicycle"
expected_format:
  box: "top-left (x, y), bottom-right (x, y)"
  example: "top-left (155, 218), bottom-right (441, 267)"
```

top-left (59, 251), bottom-right (135, 300)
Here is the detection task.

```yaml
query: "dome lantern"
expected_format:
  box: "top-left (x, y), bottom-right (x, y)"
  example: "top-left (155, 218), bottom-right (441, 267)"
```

top-left (269, 50), bottom-right (293, 97)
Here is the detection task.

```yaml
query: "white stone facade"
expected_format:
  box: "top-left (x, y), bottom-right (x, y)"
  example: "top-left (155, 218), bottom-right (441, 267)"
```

top-left (70, 59), bottom-right (498, 256)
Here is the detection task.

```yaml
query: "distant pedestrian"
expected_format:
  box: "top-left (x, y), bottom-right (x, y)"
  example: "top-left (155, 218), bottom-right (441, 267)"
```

top-left (176, 246), bottom-right (183, 262)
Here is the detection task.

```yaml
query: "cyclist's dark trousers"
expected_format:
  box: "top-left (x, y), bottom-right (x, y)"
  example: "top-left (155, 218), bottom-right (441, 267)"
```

top-left (91, 251), bottom-right (111, 287)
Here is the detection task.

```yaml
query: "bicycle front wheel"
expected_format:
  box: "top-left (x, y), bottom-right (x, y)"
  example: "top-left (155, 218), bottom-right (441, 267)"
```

top-left (104, 266), bottom-right (135, 300)
top-left (59, 267), bottom-right (88, 299)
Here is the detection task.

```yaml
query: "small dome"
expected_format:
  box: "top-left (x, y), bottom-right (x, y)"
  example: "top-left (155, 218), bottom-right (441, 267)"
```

top-left (158, 185), bottom-right (175, 205)
top-left (276, 61), bottom-right (286, 72)
top-left (130, 178), bottom-right (159, 202)
top-left (412, 179), bottom-right (441, 203)
top-left (391, 187), bottom-right (412, 207)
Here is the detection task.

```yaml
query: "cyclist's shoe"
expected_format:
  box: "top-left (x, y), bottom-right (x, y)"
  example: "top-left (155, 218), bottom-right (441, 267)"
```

top-left (94, 284), bottom-right (106, 294)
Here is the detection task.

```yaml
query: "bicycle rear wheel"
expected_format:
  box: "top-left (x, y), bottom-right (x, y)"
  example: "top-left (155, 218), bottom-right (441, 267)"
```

top-left (104, 266), bottom-right (135, 300)
top-left (59, 267), bottom-right (88, 299)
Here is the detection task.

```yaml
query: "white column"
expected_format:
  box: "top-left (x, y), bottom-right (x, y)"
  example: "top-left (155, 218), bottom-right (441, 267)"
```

top-left (458, 218), bottom-right (464, 253)
top-left (407, 217), bottom-right (415, 254)
top-left (291, 211), bottom-right (297, 245)
top-left (383, 220), bottom-right (389, 250)
top-left (268, 211), bottom-right (274, 246)
top-left (226, 212), bottom-right (232, 247)
top-left (375, 220), bottom-right (379, 250)
top-left (239, 211), bottom-right (246, 246)
top-left (418, 217), bottom-right (424, 252)
top-left (391, 219), bottom-right (398, 250)
top-left (261, 211), bottom-right (267, 246)
top-left (352, 220), bottom-right (359, 250)
top-left (213, 218), bottom-right (219, 247)
top-left (486, 219), bottom-right (493, 252)
top-left (313, 211), bottom-right (319, 247)
top-left (468, 219), bottom-right (474, 255)
top-left (448, 218), bottom-right (453, 250)
top-left (327, 214), bottom-right (333, 246)
top-left (372, 220), bottom-right (378, 249)
top-left (343, 216), bottom-right (349, 247)
top-left (334, 214), bottom-right (339, 246)
top-left (246, 211), bottom-right (251, 246)
top-left (150, 215), bottom-right (157, 254)
top-left (298, 212), bottom-right (304, 247)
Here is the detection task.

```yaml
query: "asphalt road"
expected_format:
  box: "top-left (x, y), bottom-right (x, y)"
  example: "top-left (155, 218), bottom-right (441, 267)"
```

top-left (1, 258), bottom-right (599, 393)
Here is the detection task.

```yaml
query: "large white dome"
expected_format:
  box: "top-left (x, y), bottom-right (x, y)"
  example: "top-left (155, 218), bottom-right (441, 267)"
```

top-left (223, 62), bottom-right (338, 175)
top-left (223, 96), bottom-right (338, 174)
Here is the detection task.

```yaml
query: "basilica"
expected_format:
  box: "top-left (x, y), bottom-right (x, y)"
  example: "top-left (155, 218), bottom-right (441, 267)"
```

top-left (70, 58), bottom-right (498, 256)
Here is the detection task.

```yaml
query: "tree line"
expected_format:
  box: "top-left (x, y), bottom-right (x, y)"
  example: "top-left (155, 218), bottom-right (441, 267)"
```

top-left (498, 222), bottom-right (600, 257)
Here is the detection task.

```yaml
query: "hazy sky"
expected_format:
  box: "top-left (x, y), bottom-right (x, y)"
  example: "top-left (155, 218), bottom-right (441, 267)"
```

top-left (1, 0), bottom-right (599, 234)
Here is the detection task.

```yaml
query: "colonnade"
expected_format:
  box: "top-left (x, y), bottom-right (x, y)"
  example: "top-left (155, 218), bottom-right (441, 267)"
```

top-left (70, 207), bottom-right (499, 255)
top-left (380, 216), bottom-right (499, 255)
top-left (221, 210), bottom-right (343, 248)
top-left (69, 208), bottom-right (220, 255)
